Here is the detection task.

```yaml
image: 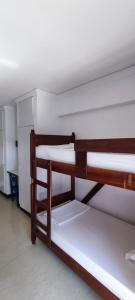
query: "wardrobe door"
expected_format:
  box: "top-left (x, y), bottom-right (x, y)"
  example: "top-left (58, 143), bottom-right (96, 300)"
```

top-left (0, 110), bottom-right (4, 192)
top-left (18, 125), bottom-right (33, 212)
top-left (17, 97), bottom-right (34, 127)
top-left (0, 129), bottom-right (4, 192)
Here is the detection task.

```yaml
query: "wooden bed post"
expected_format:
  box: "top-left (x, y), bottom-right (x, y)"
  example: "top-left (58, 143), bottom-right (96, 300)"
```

top-left (30, 130), bottom-right (35, 178)
top-left (30, 130), bottom-right (37, 244)
top-left (71, 132), bottom-right (75, 143)
top-left (71, 132), bottom-right (75, 200)
top-left (47, 160), bottom-right (52, 247)
top-left (71, 176), bottom-right (75, 200)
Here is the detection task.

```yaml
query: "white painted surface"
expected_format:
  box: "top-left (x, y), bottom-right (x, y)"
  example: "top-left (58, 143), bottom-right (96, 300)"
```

top-left (3, 106), bottom-right (17, 194)
top-left (0, 106), bottom-right (17, 194)
top-left (90, 185), bottom-right (135, 225)
top-left (58, 66), bottom-right (135, 117)
top-left (17, 93), bottom-right (37, 212)
top-left (1, 1), bottom-right (135, 103)
top-left (0, 110), bottom-right (4, 190)
top-left (0, 110), bottom-right (3, 130)
top-left (17, 97), bottom-right (34, 127)
top-left (17, 95), bottom-right (34, 211)
top-left (34, 89), bottom-right (58, 134)
top-left (17, 95), bottom-right (34, 212)
top-left (18, 125), bottom-right (33, 212)
top-left (36, 66), bottom-right (135, 137)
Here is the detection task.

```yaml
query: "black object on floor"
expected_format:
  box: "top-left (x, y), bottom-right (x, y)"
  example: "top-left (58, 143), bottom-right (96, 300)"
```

top-left (7, 170), bottom-right (19, 207)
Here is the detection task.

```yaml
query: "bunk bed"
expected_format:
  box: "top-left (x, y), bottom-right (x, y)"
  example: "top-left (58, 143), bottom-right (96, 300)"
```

top-left (30, 130), bottom-right (135, 300)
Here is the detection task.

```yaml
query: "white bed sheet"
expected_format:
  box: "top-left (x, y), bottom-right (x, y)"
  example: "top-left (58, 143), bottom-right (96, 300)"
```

top-left (36, 144), bottom-right (74, 200)
top-left (36, 144), bottom-right (135, 173)
top-left (37, 201), bottom-right (135, 300)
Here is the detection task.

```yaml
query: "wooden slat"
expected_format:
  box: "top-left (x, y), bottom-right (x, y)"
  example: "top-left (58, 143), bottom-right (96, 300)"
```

top-left (36, 220), bottom-right (47, 232)
top-left (34, 179), bottom-right (48, 189)
top-left (34, 131), bottom-right (75, 146)
top-left (30, 130), bottom-right (36, 178)
top-left (50, 191), bottom-right (74, 206)
top-left (47, 161), bottom-right (52, 246)
top-left (51, 242), bottom-right (119, 300)
top-left (82, 183), bottom-right (104, 204)
top-left (36, 158), bottom-right (77, 176)
top-left (36, 157), bottom-right (135, 191)
top-left (36, 158), bottom-right (135, 191)
top-left (52, 161), bottom-right (77, 176)
top-left (36, 228), bottom-right (49, 245)
top-left (31, 182), bottom-right (36, 244)
top-left (36, 191), bottom-right (74, 211)
top-left (36, 158), bottom-right (50, 169)
top-left (75, 138), bottom-right (135, 153)
top-left (86, 166), bottom-right (135, 190)
top-left (49, 161), bottom-right (85, 178)
top-left (71, 176), bottom-right (75, 199)
top-left (36, 159), bottom-right (80, 178)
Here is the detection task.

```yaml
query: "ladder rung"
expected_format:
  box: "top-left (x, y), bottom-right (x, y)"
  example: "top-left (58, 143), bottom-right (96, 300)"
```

top-left (36, 158), bottom-right (50, 169)
top-left (36, 220), bottom-right (47, 232)
top-left (34, 179), bottom-right (48, 188)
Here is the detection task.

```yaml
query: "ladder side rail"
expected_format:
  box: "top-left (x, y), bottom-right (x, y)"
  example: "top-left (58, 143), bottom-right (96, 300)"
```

top-left (47, 161), bottom-right (52, 247)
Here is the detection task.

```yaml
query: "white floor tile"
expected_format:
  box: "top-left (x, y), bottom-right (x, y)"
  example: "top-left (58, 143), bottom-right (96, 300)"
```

top-left (0, 195), bottom-right (101, 300)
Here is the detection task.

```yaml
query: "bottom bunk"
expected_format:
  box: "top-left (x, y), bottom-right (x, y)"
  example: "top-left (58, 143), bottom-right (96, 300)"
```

top-left (36, 200), bottom-right (135, 300)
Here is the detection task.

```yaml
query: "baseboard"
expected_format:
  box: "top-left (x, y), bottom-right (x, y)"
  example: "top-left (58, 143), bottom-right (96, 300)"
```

top-left (0, 191), bottom-right (11, 198)
top-left (19, 206), bottom-right (31, 217)
top-left (0, 191), bottom-right (31, 217)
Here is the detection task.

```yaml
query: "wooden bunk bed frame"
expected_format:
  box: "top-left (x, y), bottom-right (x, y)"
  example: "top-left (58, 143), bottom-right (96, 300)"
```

top-left (30, 130), bottom-right (135, 300)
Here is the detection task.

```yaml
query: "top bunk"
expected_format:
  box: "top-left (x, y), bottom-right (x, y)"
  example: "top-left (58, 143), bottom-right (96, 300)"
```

top-left (76, 138), bottom-right (135, 191)
top-left (30, 130), bottom-right (135, 191)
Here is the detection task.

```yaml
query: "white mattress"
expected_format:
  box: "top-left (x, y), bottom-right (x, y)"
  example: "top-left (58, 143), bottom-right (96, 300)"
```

top-left (37, 200), bottom-right (135, 300)
top-left (36, 144), bottom-right (74, 200)
top-left (36, 144), bottom-right (135, 173)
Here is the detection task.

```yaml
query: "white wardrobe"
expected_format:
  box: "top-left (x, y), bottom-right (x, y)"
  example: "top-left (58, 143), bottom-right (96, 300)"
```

top-left (0, 106), bottom-right (17, 195)
top-left (17, 96), bottom-right (34, 212)
top-left (16, 89), bottom-right (57, 213)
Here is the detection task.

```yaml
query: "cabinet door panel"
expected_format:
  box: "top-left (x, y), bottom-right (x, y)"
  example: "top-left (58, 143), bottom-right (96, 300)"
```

top-left (18, 126), bottom-right (33, 212)
top-left (18, 97), bottom-right (34, 127)
top-left (0, 110), bottom-right (3, 130)
top-left (0, 130), bottom-right (4, 190)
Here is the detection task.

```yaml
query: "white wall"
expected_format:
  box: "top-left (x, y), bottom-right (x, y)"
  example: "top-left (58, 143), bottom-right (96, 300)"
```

top-left (4, 106), bottom-right (17, 194)
top-left (56, 65), bottom-right (135, 137)
top-left (35, 89), bottom-right (59, 134)
top-left (35, 66), bottom-right (135, 224)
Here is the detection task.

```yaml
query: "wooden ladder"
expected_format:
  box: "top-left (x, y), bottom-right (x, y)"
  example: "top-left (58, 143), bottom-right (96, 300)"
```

top-left (31, 160), bottom-right (52, 247)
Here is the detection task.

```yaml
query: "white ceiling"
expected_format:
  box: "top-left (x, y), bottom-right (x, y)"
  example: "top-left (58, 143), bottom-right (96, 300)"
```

top-left (0, 0), bottom-right (135, 104)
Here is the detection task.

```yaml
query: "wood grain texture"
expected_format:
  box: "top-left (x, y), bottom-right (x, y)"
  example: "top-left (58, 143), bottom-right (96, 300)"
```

top-left (36, 191), bottom-right (74, 212)
top-left (82, 183), bottom-right (104, 204)
top-left (47, 161), bottom-right (52, 246)
top-left (86, 166), bottom-right (135, 190)
top-left (75, 138), bottom-right (135, 153)
top-left (31, 130), bottom-right (75, 146)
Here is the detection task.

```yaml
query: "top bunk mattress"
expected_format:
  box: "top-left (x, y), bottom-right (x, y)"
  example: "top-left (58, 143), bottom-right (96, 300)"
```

top-left (37, 200), bottom-right (135, 300)
top-left (36, 144), bottom-right (135, 173)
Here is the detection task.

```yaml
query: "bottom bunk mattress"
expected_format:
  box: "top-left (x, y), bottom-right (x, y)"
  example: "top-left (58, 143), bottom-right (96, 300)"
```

top-left (37, 200), bottom-right (135, 300)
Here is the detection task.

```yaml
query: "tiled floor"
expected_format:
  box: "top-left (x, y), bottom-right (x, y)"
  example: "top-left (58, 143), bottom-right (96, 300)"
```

top-left (0, 195), bottom-right (101, 300)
